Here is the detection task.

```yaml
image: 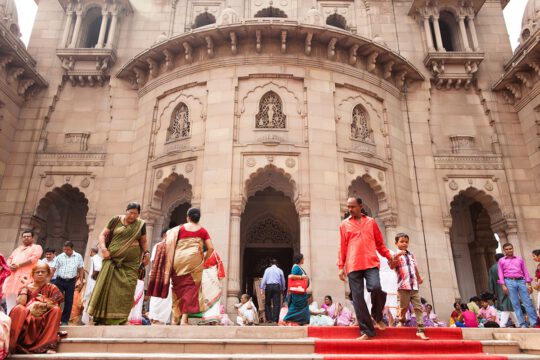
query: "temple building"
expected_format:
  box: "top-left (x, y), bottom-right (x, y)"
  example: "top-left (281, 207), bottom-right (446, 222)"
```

top-left (1, 0), bottom-right (539, 318)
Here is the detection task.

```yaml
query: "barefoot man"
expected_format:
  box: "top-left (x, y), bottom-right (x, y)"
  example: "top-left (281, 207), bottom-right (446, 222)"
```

top-left (338, 197), bottom-right (394, 340)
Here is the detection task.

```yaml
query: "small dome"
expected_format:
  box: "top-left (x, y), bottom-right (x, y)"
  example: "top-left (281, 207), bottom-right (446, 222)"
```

top-left (219, 6), bottom-right (240, 25)
top-left (520, 0), bottom-right (540, 45)
top-left (0, 0), bottom-right (21, 37)
top-left (304, 6), bottom-right (323, 26)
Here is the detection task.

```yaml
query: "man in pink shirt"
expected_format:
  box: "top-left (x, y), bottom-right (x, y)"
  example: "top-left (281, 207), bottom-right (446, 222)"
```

top-left (497, 242), bottom-right (537, 327)
top-left (338, 197), bottom-right (394, 340)
top-left (2, 229), bottom-right (43, 313)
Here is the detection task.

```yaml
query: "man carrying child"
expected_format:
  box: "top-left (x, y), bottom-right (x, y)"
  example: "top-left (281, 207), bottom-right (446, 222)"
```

top-left (389, 232), bottom-right (429, 340)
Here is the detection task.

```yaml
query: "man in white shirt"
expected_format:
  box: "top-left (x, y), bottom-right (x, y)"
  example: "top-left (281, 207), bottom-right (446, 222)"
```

top-left (52, 241), bottom-right (84, 325)
top-left (40, 248), bottom-right (57, 282)
top-left (82, 246), bottom-right (102, 324)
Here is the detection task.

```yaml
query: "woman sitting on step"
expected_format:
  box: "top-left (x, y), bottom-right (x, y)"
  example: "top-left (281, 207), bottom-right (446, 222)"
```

top-left (9, 263), bottom-right (64, 354)
top-left (236, 294), bottom-right (259, 326)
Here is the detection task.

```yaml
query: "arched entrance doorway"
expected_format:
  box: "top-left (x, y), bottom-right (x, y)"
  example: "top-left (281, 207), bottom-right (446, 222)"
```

top-left (348, 175), bottom-right (386, 240)
top-left (450, 188), bottom-right (501, 301)
top-left (150, 173), bottom-right (192, 245)
top-left (240, 166), bottom-right (299, 298)
top-left (31, 184), bottom-right (89, 256)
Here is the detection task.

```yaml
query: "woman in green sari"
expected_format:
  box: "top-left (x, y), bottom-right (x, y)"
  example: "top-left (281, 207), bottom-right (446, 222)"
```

top-left (88, 203), bottom-right (149, 325)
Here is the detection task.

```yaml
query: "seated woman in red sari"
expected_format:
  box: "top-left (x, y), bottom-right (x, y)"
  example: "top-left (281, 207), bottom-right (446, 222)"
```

top-left (9, 263), bottom-right (64, 354)
top-left (148, 207), bottom-right (215, 325)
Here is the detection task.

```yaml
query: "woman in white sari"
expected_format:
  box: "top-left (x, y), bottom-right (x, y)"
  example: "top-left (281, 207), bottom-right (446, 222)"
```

top-left (236, 294), bottom-right (259, 326)
top-left (308, 294), bottom-right (335, 326)
top-left (148, 230), bottom-right (172, 324)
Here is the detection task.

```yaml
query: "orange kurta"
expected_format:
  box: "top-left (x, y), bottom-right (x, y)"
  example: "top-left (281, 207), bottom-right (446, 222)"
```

top-left (3, 245), bottom-right (43, 297)
top-left (338, 215), bottom-right (392, 274)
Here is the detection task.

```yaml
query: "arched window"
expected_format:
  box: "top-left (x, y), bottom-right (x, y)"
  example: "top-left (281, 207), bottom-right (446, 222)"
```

top-left (80, 7), bottom-right (104, 48)
top-left (193, 12), bottom-right (216, 28)
top-left (439, 11), bottom-right (460, 52)
top-left (167, 103), bottom-right (191, 140)
top-left (254, 7), bottom-right (287, 18)
top-left (326, 13), bottom-right (347, 30)
top-left (351, 105), bottom-right (372, 142)
top-left (255, 91), bottom-right (287, 129)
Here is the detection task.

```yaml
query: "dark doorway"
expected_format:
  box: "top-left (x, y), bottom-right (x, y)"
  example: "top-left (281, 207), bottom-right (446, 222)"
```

top-left (242, 247), bottom-right (293, 301)
top-left (169, 202), bottom-right (191, 229)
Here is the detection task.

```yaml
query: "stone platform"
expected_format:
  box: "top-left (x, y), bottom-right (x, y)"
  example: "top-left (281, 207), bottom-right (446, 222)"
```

top-left (8, 326), bottom-right (540, 360)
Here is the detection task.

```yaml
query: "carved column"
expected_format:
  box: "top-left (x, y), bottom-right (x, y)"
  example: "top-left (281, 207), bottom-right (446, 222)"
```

top-left (467, 17), bottom-right (480, 51)
top-left (96, 11), bottom-right (110, 48)
top-left (423, 16), bottom-right (435, 52)
top-left (299, 208), bottom-right (312, 280)
top-left (226, 204), bottom-right (242, 312)
top-left (69, 10), bottom-right (83, 48)
top-left (457, 16), bottom-right (471, 52)
top-left (106, 10), bottom-right (119, 49)
top-left (61, 11), bottom-right (74, 48)
top-left (443, 219), bottom-right (461, 300)
top-left (432, 15), bottom-right (445, 52)
top-left (469, 243), bottom-right (488, 293)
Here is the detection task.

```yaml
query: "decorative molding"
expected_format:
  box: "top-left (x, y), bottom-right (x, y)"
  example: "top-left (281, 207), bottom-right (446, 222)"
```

top-left (424, 52), bottom-right (484, 90)
top-left (35, 153), bottom-right (107, 167)
top-left (434, 155), bottom-right (504, 170)
top-left (116, 21), bottom-right (424, 93)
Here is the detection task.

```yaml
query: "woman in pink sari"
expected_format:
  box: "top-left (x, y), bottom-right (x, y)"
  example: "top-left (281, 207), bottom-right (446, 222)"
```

top-left (9, 263), bottom-right (64, 354)
top-left (322, 295), bottom-right (337, 323)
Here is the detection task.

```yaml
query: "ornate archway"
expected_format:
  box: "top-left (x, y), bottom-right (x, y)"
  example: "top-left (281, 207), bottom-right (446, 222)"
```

top-left (240, 166), bottom-right (299, 299)
top-left (149, 172), bottom-right (192, 246)
top-left (449, 187), bottom-right (503, 301)
top-left (31, 184), bottom-right (89, 256)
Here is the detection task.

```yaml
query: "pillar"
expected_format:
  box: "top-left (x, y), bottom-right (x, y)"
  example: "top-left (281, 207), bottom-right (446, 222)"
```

top-left (69, 10), bottom-right (83, 48)
top-left (432, 16), bottom-right (445, 52)
top-left (106, 11), bottom-right (118, 48)
top-left (299, 211), bottom-right (312, 282)
top-left (226, 206), bottom-right (241, 312)
top-left (458, 16), bottom-right (471, 52)
top-left (467, 17), bottom-right (480, 51)
top-left (96, 11), bottom-right (110, 48)
top-left (443, 225), bottom-right (461, 300)
top-left (423, 16), bottom-right (435, 52)
top-left (470, 244), bottom-right (488, 293)
top-left (61, 11), bottom-right (74, 48)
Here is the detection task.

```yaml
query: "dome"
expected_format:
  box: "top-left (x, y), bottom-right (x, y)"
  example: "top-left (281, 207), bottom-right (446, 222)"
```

top-left (0, 0), bottom-right (21, 37)
top-left (218, 6), bottom-right (240, 25)
top-left (304, 6), bottom-right (323, 26)
top-left (520, 0), bottom-right (540, 45)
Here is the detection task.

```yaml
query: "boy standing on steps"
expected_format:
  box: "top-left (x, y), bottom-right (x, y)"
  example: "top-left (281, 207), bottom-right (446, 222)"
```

top-left (389, 233), bottom-right (429, 340)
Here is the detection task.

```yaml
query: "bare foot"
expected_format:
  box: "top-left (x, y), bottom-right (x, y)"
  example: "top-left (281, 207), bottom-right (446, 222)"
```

top-left (374, 321), bottom-right (387, 331)
top-left (180, 322), bottom-right (189, 326)
top-left (356, 334), bottom-right (372, 341)
top-left (58, 331), bottom-right (68, 338)
top-left (46, 350), bottom-right (57, 354)
top-left (416, 331), bottom-right (430, 340)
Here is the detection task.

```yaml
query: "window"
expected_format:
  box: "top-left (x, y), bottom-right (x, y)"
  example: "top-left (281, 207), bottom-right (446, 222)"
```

top-left (351, 105), bottom-right (372, 142)
top-left (439, 11), bottom-right (459, 52)
top-left (255, 91), bottom-right (287, 129)
top-left (80, 7), bottom-right (104, 48)
top-left (326, 13), bottom-right (347, 30)
top-left (254, 7), bottom-right (287, 18)
top-left (193, 12), bottom-right (216, 28)
top-left (167, 103), bottom-right (191, 140)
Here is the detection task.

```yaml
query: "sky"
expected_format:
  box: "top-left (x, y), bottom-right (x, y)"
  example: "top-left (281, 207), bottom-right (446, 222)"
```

top-left (13, 0), bottom-right (529, 50)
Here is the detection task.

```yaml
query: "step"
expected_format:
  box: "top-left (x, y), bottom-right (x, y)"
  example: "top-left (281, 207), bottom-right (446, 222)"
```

top-left (57, 325), bottom-right (308, 339)
top-left (9, 354), bottom-right (540, 360)
top-left (57, 338), bottom-right (315, 354)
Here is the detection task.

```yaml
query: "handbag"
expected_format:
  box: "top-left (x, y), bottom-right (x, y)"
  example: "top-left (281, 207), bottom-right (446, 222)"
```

top-left (105, 216), bottom-right (121, 248)
top-left (287, 266), bottom-right (308, 294)
top-left (288, 277), bottom-right (308, 294)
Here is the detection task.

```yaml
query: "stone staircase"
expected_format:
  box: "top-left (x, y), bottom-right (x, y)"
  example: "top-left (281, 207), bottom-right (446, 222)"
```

top-left (8, 326), bottom-right (540, 360)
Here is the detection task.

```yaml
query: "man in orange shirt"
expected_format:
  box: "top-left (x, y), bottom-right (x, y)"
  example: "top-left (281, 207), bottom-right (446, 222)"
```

top-left (338, 197), bottom-right (394, 340)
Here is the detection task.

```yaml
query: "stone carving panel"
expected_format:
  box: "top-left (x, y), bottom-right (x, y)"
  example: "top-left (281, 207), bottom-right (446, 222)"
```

top-left (246, 216), bottom-right (290, 244)
top-left (255, 91), bottom-right (287, 129)
top-left (167, 102), bottom-right (191, 141)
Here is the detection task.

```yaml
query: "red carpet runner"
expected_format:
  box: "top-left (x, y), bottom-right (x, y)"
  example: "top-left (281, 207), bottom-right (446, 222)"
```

top-left (308, 327), bottom-right (508, 360)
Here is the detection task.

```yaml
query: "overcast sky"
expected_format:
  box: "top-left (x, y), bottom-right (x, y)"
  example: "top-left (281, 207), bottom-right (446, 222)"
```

top-left (14, 0), bottom-right (528, 50)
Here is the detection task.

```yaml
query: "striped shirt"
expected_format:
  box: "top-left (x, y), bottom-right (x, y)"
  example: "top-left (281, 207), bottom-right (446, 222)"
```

top-left (53, 251), bottom-right (84, 279)
top-left (392, 249), bottom-right (419, 291)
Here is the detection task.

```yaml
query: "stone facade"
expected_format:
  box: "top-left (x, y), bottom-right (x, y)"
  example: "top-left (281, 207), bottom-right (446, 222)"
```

top-left (0, 0), bottom-right (537, 319)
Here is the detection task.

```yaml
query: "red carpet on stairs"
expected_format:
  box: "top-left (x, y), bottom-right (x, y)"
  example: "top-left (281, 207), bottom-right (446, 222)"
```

top-left (308, 327), bottom-right (508, 360)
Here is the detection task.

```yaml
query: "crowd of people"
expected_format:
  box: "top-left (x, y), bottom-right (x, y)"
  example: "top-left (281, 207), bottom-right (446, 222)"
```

top-left (0, 197), bottom-right (538, 357)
